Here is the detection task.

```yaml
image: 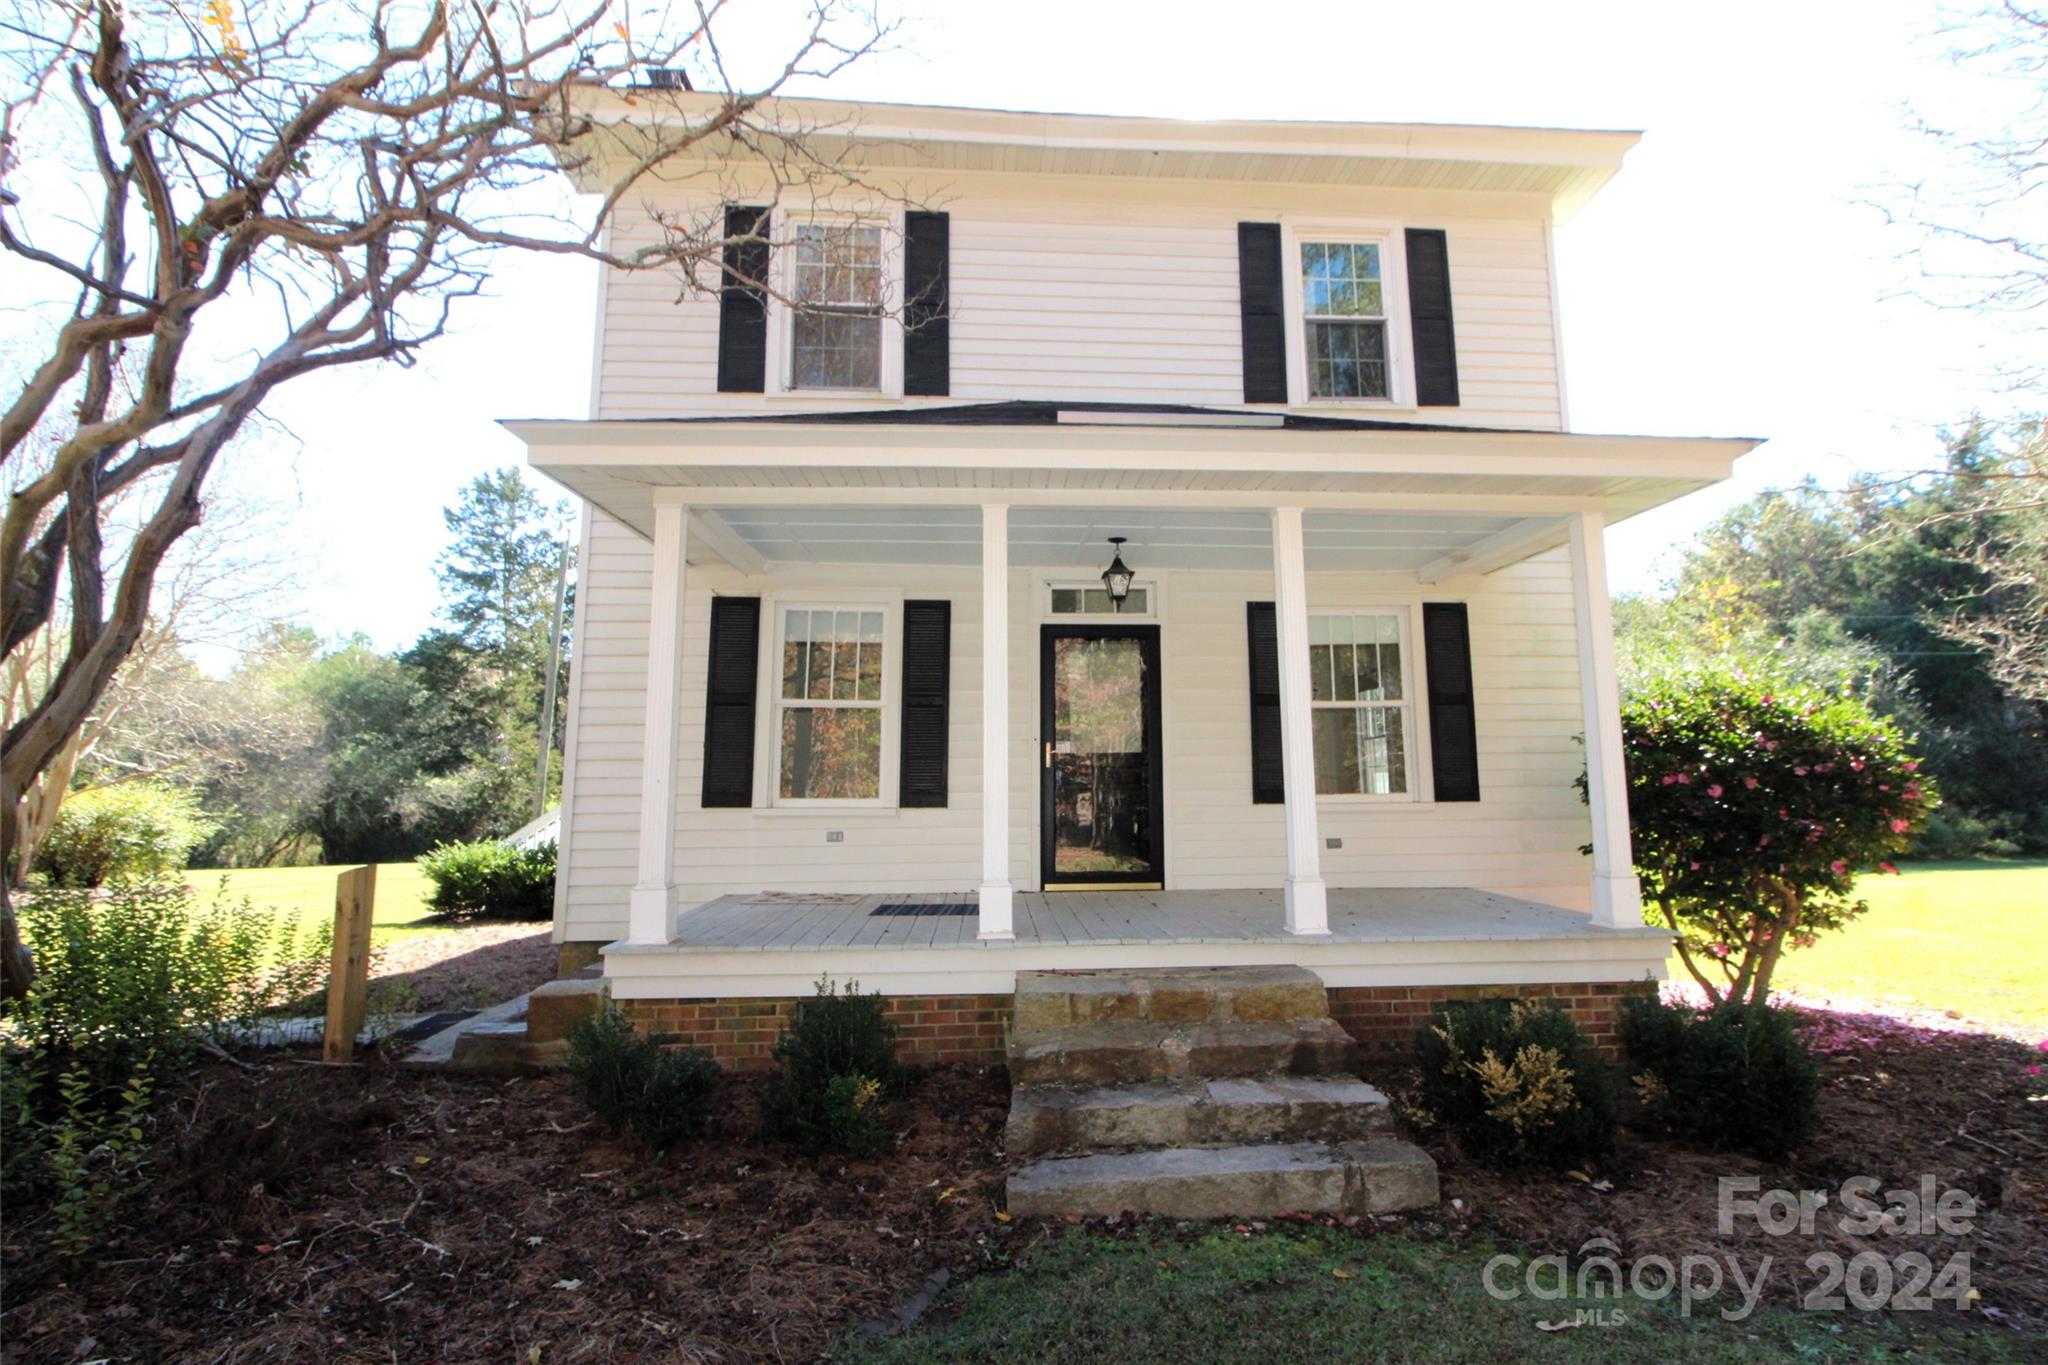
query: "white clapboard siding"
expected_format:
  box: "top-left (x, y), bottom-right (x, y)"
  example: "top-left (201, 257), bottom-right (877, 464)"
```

top-left (591, 175), bottom-right (1564, 429)
top-left (556, 529), bottom-right (1595, 944)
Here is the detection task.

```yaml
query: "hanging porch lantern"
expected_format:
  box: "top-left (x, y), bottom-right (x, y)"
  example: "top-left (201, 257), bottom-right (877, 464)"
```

top-left (1100, 536), bottom-right (1135, 611)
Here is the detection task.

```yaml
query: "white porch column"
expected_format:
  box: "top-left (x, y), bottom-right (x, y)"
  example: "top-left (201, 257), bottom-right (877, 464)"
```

top-left (1568, 509), bottom-right (1644, 928)
top-left (627, 503), bottom-right (688, 945)
top-left (978, 503), bottom-right (1015, 939)
top-left (1270, 506), bottom-right (1330, 935)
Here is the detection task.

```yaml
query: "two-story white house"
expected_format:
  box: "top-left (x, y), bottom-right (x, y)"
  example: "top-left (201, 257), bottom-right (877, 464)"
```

top-left (508, 94), bottom-right (1755, 1068)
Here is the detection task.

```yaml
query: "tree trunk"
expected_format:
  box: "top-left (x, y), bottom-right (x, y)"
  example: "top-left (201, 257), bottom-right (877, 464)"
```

top-left (1746, 880), bottom-right (1803, 1006)
top-left (0, 879), bottom-right (32, 999)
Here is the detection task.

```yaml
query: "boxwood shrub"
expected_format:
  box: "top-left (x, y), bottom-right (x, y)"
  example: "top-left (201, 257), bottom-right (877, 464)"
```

top-left (418, 839), bottom-right (555, 920)
top-left (1618, 994), bottom-right (1820, 1158)
top-left (565, 1001), bottom-right (721, 1153)
top-left (1413, 997), bottom-right (1617, 1169)
top-left (758, 978), bottom-right (900, 1158)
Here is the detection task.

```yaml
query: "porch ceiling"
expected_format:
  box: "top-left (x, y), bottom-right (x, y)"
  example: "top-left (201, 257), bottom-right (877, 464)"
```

top-left (509, 406), bottom-right (1758, 578)
top-left (700, 506), bottom-right (1527, 573)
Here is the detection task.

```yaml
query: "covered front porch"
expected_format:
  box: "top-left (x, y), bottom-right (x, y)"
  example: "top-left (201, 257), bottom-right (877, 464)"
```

top-left (602, 886), bottom-right (1672, 998)
top-left (515, 403), bottom-right (1750, 986)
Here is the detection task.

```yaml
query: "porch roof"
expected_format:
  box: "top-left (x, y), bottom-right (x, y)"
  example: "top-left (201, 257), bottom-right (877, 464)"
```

top-left (506, 402), bottom-right (1758, 578)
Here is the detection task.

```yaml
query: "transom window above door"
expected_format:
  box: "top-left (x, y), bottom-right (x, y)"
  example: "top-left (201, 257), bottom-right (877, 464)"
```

top-left (776, 606), bottom-right (886, 801)
top-left (1300, 241), bottom-right (1388, 400)
top-left (1309, 611), bottom-right (1413, 796)
top-left (788, 223), bottom-right (884, 391)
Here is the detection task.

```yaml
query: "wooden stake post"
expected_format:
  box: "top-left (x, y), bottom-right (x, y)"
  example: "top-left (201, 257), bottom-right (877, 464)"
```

top-left (323, 864), bottom-right (377, 1063)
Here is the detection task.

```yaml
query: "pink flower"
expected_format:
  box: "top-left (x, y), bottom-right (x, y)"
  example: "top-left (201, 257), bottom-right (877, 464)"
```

top-left (1851, 759), bottom-right (1865, 772)
top-left (2029, 1065), bottom-right (2043, 1077)
top-left (1764, 740), bottom-right (1779, 751)
top-left (1794, 934), bottom-right (1817, 949)
top-left (1879, 784), bottom-right (1890, 792)
top-left (1662, 774), bottom-right (1679, 786)
top-left (1708, 943), bottom-right (1730, 959)
top-left (1830, 860), bottom-right (1847, 875)
top-left (1793, 767), bottom-right (1809, 777)
top-left (1743, 777), bottom-right (1758, 790)
top-left (1904, 760), bottom-right (1919, 772)
top-left (1879, 862), bottom-right (1899, 875)
top-left (1676, 773), bottom-right (1691, 785)
top-left (2036, 1040), bottom-right (2046, 1053)
top-left (1707, 784), bottom-right (1724, 798)
top-left (1890, 819), bottom-right (1910, 834)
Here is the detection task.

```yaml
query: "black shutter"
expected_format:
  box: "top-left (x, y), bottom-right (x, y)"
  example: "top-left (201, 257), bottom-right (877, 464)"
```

top-left (1246, 601), bottom-right (1284, 804)
top-left (1404, 228), bottom-right (1460, 407)
top-left (701, 596), bottom-right (761, 807)
top-left (899, 599), bottom-right (951, 807)
top-left (716, 206), bottom-right (770, 393)
top-left (1421, 602), bottom-right (1480, 802)
top-left (1237, 223), bottom-right (1289, 404)
top-left (902, 211), bottom-right (950, 397)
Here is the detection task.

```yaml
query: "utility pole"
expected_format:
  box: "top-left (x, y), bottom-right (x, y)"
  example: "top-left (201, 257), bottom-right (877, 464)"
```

top-left (535, 529), bottom-right (572, 819)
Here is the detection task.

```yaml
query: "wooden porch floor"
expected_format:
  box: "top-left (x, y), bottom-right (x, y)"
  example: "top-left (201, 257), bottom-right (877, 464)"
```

top-left (663, 888), bottom-right (1668, 952)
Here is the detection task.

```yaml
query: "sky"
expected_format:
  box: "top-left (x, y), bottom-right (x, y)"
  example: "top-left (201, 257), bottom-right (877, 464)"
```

top-left (8, 0), bottom-right (2042, 668)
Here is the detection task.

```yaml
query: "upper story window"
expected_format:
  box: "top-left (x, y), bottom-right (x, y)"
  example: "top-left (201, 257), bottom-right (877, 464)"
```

top-left (1309, 610), bottom-right (1414, 797)
top-left (788, 223), bottom-right (884, 391)
top-left (1300, 241), bottom-right (1388, 400)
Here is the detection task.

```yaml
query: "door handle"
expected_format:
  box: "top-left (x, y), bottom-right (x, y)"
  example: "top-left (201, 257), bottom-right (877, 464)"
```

top-left (1044, 741), bottom-right (1053, 770)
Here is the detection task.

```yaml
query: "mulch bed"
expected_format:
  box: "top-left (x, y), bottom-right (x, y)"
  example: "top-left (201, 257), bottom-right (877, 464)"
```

top-left (0, 1062), bottom-right (1013, 1364)
top-left (1408, 1005), bottom-right (2048, 1335)
top-left (5, 1004), bottom-right (2043, 1360)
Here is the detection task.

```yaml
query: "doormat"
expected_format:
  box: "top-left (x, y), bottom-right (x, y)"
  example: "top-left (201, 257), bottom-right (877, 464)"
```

top-left (868, 902), bottom-right (978, 917)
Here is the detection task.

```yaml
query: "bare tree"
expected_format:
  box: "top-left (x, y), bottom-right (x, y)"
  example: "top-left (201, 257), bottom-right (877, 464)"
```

top-left (1876, 4), bottom-right (2048, 701)
top-left (0, 0), bottom-right (904, 995)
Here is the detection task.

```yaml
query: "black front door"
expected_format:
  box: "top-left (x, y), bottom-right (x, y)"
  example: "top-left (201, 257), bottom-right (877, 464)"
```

top-left (1039, 625), bottom-right (1164, 888)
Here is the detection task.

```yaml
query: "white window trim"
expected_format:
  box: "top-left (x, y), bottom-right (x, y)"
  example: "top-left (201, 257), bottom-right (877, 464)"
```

top-left (1040, 577), bottom-right (1161, 621)
top-left (1280, 219), bottom-right (1417, 411)
top-left (1307, 601), bottom-right (1429, 804)
top-left (762, 210), bottom-right (905, 400)
top-left (758, 593), bottom-right (903, 809)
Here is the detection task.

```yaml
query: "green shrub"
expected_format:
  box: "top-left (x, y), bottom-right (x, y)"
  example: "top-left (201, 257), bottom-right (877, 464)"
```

top-left (1609, 667), bottom-right (1938, 1005)
top-left (564, 1001), bottom-right (720, 1153)
top-left (418, 839), bottom-right (556, 920)
top-left (4, 883), bottom-right (327, 1254)
top-left (759, 978), bottom-right (899, 1157)
top-left (34, 782), bottom-right (218, 887)
top-left (9, 883), bottom-right (329, 1084)
top-left (1618, 995), bottom-right (1820, 1158)
top-left (1413, 998), bottom-right (1617, 1169)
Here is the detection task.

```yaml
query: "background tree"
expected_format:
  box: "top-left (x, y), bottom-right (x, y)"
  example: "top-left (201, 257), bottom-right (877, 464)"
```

top-left (0, 0), bottom-right (904, 994)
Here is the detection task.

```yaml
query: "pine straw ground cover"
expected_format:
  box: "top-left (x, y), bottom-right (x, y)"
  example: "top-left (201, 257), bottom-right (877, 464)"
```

top-left (1411, 1006), bottom-right (2048, 1338)
top-left (0, 1062), bottom-right (1013, 1363)
top-left (3, 1006), bottom-right (2043, 1362)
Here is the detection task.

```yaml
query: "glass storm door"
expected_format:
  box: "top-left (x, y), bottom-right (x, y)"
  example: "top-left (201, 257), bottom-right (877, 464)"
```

top-left (1039, 626), bottom-right (1164, 888)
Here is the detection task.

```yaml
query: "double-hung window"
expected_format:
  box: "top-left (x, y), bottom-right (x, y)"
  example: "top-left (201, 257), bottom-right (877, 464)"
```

top-left (776, 606), bottom-right (887, 800)
top-left (1308, 611), bottom-right (1412, 796)
top-left (788, 223), bottom-right (884, 391)
top-left (1300, 240), bottom-right (1389, 400)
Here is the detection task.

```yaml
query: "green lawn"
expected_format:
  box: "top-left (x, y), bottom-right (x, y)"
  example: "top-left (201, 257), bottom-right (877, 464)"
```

top-left (844, 1228), bottom-right (2019, 1364)
top-left (182, 862), bottom-right (444, 948)
top-left (1670, 861), bottom-right (2047, 1036)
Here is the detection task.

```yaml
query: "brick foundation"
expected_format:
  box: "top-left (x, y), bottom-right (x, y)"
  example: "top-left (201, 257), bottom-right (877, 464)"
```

top-left (614, 980), bottom-right (1651, 1071)
top-left (1327, 980), bottom-right (1653, 1063)
top-left (618, 994), bottom-right (1012, 1070)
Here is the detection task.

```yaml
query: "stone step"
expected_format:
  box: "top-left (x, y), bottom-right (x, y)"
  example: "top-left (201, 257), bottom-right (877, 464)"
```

top-left (1006, 1137), bottom-right (1439, 1219)
top-left (447, 1021), bottom-right (567, 1075)
top-left (1007, 1017), bottom-right (1360, 1087)
top-left (1006, 1074), bottom-right (1393, 1156)
top-left (1014, 966), bottom-right (1330, 1032)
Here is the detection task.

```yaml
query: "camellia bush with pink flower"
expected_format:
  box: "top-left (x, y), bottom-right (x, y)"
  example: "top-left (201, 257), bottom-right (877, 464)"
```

top-left (1610, 668), bottom-right (1939, 1006)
